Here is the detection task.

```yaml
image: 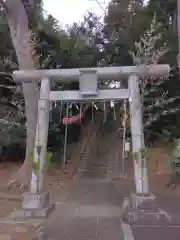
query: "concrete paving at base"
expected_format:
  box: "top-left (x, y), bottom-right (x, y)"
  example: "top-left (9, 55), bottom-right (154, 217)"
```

top-left (125, 194), bottom-right (180, 240)
top-left (43, 181), bottom-right (125, 240)
top-left (131, 225), bottom-right (180, 240)
top-left (42, 132), bottom-right (126, 240)
top-left (156, 194), bottom-right (180, 225)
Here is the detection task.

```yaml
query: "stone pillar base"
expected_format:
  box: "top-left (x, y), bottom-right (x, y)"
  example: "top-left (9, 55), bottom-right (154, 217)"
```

top-left (122, 193), bottom-right (172, 225)
top-left (10, 192), bottom-right (54, 220)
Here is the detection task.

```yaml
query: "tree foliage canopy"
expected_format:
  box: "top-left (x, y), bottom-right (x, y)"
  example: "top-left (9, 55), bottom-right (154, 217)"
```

top-left (0, 0), bottom-right (179, 155)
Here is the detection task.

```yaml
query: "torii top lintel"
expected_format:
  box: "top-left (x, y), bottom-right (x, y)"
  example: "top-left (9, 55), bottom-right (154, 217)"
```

top-left (12, 64), bottom-right (170, 83)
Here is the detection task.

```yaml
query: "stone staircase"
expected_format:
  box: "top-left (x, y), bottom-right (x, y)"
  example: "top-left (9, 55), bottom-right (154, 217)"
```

top-left (76, 130), bottom-right (95, 178)
top-left (65, 123), bottom-right (94, 176)
top-left (77, 129), bottom-right (122, 181)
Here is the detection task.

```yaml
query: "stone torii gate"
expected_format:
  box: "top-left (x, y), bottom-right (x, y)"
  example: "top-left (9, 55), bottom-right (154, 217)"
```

top-left (12, 64), bottom-right (170, 219)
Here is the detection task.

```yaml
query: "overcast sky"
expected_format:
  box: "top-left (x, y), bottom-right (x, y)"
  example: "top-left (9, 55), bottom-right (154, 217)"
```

top-left (43, 0), bottom-right (148, 28)
top-left (43, 0), bottom-right (110, 27)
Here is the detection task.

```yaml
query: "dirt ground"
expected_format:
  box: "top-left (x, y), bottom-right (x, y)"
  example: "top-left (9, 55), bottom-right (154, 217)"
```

top-left (0, 162), bottom-right (76, 240)
top-left (0, 157), bottom-right (84, 240)
top-left (0, 146), bottom-right (81, 239)
top-left (0, 223), bottom-right (39, 240)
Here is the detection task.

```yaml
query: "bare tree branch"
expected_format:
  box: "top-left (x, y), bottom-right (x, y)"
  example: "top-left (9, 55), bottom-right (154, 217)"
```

top-left (93, 0), bottom-right (107, 15)
top-left (0, 0), bottom-right (8, 11)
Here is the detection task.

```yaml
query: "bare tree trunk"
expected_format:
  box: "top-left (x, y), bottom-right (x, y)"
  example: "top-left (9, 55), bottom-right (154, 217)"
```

top-left (5, 0), bottom-right (39, 187)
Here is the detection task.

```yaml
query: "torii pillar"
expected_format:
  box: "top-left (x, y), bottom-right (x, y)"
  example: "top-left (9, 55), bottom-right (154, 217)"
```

top-left (124, 73), bottom-right (172, 225)
top-left (129, 75), bottom-right (148, 194)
